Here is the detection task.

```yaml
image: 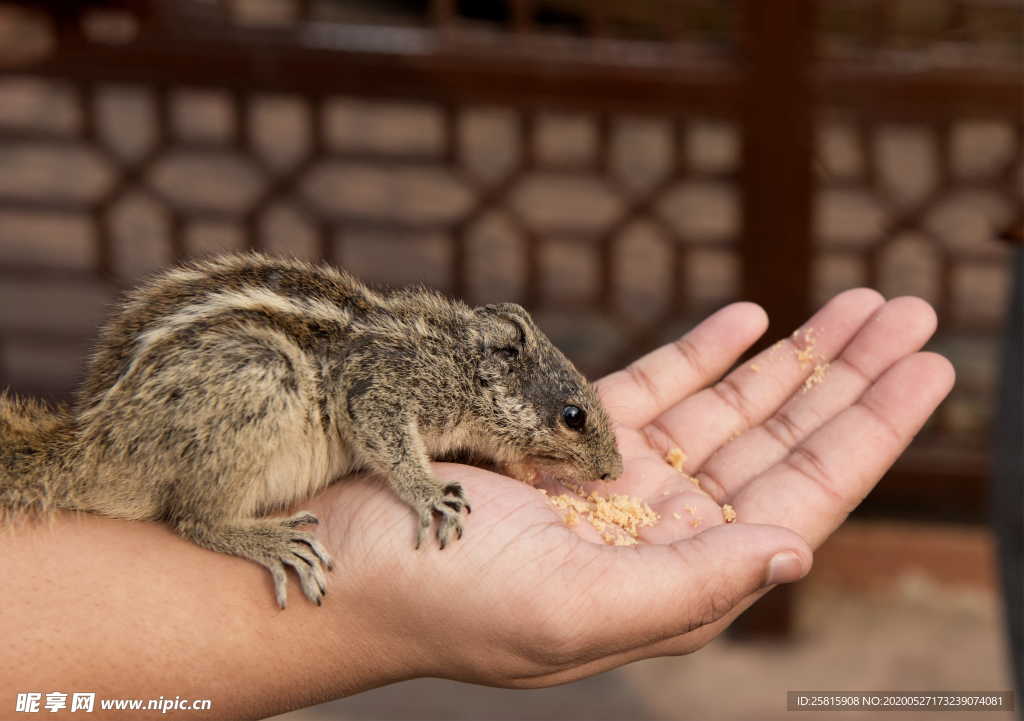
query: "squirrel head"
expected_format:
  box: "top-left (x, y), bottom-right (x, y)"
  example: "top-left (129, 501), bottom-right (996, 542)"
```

top-left (470, 303), bottom-right (623, 485)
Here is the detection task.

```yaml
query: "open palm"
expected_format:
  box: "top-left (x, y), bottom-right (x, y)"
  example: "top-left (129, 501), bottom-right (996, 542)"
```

top-left (306, 289), bottom-right (953, 688)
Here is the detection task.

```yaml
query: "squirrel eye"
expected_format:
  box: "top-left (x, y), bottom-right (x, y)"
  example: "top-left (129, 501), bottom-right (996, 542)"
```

top-left (562, 405), bottom-right (586, 432)
top-left (495, 346), bottom-right (518, 361)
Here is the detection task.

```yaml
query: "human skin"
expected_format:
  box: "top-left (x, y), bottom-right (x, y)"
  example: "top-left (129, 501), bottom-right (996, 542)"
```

top-left (0, 289), bottom-right (954, 720)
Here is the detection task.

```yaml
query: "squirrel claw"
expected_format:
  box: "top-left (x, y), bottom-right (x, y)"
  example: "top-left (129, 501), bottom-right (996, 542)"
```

top-left (177, 517), bottom-right (331, 609)
top-left (413, 482), bottom-right (470, 550)
top-left (415, 513), bottom-right (432, 549)
top-left (433, 483), bottom-right (468, 548)
top-left (267, 519), bottom-right (333, 607)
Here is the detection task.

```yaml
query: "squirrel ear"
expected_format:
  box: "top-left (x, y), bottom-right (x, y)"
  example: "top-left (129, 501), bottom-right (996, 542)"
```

top-left (474, 303), bottom-right (537, 355)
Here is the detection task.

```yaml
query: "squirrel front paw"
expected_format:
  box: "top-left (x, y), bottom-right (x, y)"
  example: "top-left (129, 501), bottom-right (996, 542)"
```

top-left (414, 483), bottom-right (472, 550)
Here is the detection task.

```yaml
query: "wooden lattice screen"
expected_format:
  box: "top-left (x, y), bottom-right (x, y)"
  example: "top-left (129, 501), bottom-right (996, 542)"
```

top-left (0, 0), bottom-right (1020, 521)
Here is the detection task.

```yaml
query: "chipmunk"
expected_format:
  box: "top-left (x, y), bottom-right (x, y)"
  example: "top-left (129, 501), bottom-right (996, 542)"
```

top-left (0, 253), bottom-right (623, 607)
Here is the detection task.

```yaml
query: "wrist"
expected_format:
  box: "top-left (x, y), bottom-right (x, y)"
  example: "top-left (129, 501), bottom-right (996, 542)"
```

top-left (0, 509), bottom-right (419, 719)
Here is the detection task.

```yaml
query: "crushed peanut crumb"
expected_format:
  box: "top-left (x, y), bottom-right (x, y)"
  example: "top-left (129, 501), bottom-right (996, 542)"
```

top-left (794, 327), bottom-right (820, 367)
top-left (673, 512), bottom-right (682, 520)
top-left (722, 504), bottom-right (737, 523)
top-left (689, 518), bottom-right (702, 529)
top-left (549, 493), bottom-right (587, 514)
top-left (603, 531), bottom-right (638, 546)
top-left (548, 491), bottom-right (660, 545)
top-left (802, 362), bottom-right (830, 392)
top-left (665, 447), bottom-right (687, 473)
top-left (590, 493), bottom-right (660, 537)
top-left (750, 363), bottom-right (761, 372)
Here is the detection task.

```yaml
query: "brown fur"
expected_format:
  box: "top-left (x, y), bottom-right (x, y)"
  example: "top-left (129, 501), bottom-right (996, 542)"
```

top-left (0, 253), bottom-right (623, 607)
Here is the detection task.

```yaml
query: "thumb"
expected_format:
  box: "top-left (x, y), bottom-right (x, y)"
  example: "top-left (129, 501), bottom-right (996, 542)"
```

top-left (667, 523), bottom-right (812, 631)
top-left (591, 523), bottom-right (812, 652)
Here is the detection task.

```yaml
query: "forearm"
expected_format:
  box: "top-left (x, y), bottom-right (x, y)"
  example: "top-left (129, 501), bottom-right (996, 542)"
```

top-left (0, 507), bottom-right (414, 720)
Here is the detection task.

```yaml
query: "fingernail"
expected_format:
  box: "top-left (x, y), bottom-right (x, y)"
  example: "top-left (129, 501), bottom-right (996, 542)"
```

top-left (766, 551), bottom-right (805, 586)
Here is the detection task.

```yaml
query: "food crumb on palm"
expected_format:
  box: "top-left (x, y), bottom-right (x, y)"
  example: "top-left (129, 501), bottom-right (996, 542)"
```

top-left (549, 492), bottom-right (659, 545)
top-left (665, 447), bottom-right (687, 473)
top-left (802, 362), bottom-right (830, 392)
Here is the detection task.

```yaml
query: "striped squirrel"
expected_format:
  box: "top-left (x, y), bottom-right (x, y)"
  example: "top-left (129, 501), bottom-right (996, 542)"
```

top-left (0, 253), bottom-right (623, 607)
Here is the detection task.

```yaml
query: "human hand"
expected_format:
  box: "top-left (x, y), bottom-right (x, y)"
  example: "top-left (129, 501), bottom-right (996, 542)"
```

top-left (305, 289), bottom-right (953, 689)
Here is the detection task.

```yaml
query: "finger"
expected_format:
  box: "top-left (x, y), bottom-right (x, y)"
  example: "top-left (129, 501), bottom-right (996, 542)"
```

top-left (733, 351), bottom-right (955, 547)
top-left (520, 350), bottom-right (955, 684)
top-left (578, 523), bottom-right (811, 660)
top-left (514, 523), bottom-right (811, 686)
top-left (643, 488), bottom-right (727, 544)
top-left (642, 288), bottom-right (885, 498)
top-left (596, 303), bottom-right (768, 429)
top-left (516, 576), bottom-right (779, 688)
top-left (696, 296), bottom-right (938, 501)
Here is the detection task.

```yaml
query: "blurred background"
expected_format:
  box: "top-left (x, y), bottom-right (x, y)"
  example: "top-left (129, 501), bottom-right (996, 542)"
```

top-left (0, 0), bottom-right (1020, 719)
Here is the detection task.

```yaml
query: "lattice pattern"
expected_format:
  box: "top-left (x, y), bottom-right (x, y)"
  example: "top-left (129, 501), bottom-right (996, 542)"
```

top-left (0, 76), bottom-right (741, 396)
top-left (0, 0), bottom-right (1019, 482)
top-left (814, 116), bottom-right (1020, 447)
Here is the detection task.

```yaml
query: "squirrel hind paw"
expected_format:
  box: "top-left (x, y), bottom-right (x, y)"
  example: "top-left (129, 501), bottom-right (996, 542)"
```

top-left (178, 516), bottom-right (333, 608)
top-left (266, 525), bottom-right (333, 608)
top-left (278, 542), bottom-right (329, 607)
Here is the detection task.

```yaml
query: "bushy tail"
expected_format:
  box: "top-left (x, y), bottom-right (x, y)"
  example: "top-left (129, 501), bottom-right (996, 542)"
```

top-left (0, 391), bottom-right (73, 523)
